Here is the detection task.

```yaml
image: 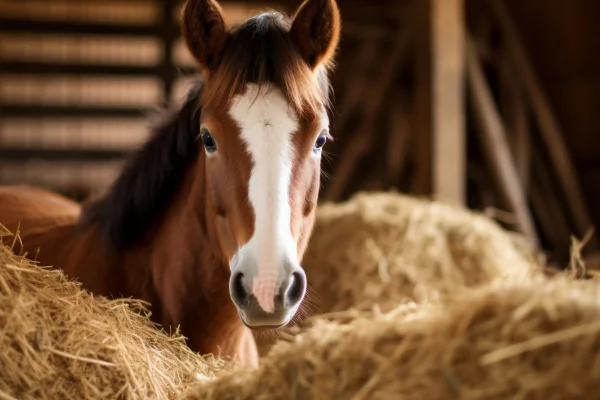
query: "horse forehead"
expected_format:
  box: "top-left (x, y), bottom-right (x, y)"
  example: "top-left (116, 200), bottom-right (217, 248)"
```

top-left (228, 84), bottom-right (299, 136)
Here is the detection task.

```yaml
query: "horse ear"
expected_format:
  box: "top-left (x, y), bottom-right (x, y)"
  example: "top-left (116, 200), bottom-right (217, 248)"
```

top-left (181, 0), bottom-right (230, 74)
top-left (289, 0), bottom-right (341, 70)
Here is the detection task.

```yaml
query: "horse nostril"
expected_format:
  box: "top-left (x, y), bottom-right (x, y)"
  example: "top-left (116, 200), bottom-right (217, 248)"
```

top-left (285, 270), bottom-right (306, 307)
top-left (231, 272), bottom-right (247, 306)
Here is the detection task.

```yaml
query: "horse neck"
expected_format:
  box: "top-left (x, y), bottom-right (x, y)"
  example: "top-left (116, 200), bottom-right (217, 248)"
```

top-left (138, 158), bottom-right (245, 353)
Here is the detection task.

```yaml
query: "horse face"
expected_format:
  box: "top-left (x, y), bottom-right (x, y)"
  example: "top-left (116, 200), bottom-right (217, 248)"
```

top-left (182, 0), bottom-right (340, 329)
top-left (199, 86), bottom-right (328, 327)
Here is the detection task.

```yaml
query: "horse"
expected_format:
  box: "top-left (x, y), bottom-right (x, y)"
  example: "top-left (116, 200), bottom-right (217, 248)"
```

top-left (0, 0), bottom-right (341, 368)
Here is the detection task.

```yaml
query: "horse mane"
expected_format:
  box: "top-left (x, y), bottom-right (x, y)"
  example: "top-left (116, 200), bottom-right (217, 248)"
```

top-left (202, 11), bottom-right (332, 116)
top-left (80, 11), bottom-right (332, 253)
top-left (79, 82), bottom-right (203, 252)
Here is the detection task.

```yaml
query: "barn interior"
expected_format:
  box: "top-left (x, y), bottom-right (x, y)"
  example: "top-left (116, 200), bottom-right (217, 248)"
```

top-left (1, 0), bottom-right (599, 275)
top-left (2, 1), bottom-right (600, 398)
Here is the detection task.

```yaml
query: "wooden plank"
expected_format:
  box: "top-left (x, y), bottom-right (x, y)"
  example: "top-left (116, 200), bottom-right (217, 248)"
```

top-left (466, 37), bottom-right (539, 248)
top-left (431, 0), bottom-right (466, 205)
top-left (0, 61), bottom-right (184, 77)
top-left (529, 149), bottom-right (572, 263)
top-left (0, 105), bottom-right (147, 118)
top-left (490, 0), bottom-right (597, 245)
top-left (0, 18), bottom-right (162, 36)
top-left (160, 0), bottom-right (178, 102)
top-left (512, 87), bottom-right (531, 188)
top-left (0, 148), bottom-right (130, 162)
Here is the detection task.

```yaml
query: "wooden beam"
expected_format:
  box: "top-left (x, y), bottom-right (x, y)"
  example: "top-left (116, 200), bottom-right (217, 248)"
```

top-left (489, 0), bottom-right (597, 245)
top-left (0, 18), bottom-right (162, 36)
top-left (431, 0), bottom-right (466, 206)
top-left (0, 148), bottom-right (130, 162)
top-left (466, 37), bottom-right (539, 248)
top-left (530, 149), bottom-right (572, 263)
top-left (0, 105), bottom-right (147, 118)
top-left (411, 0), bottom-right (432, 196)
top-left (0, 61), bottom-right (196, 77)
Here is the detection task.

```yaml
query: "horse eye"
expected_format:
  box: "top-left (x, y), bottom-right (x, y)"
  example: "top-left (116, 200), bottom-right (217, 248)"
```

top-left (201, 131), bottom-right (217, 153)
top-left (314, 135), bottom-right (327, 151)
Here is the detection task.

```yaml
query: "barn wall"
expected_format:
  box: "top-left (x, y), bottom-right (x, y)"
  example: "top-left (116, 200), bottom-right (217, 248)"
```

top-left (505, 0), bottom-right (600, 234)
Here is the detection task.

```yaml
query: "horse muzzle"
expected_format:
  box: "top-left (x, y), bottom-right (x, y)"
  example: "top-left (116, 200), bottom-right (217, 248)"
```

top-left (229, 263), bottom-right (307, 329)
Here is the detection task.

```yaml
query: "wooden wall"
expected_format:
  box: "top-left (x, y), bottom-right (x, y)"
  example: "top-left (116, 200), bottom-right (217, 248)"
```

top-left (505, 0), bottom-right (600, 237)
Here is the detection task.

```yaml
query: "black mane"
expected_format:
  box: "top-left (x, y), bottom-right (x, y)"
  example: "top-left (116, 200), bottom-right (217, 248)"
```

top-left (79, 82), bottom-right (203, 252)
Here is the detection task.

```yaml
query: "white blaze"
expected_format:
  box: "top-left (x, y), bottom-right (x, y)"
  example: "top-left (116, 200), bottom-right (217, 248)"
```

top-left (228, 83), bottom-right (299, 313)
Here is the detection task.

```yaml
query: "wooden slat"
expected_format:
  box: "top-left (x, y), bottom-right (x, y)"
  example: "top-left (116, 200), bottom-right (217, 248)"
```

top-left (466, 37), bottom-right (539, 248)
top-left (0, 18), bottom-right (162, 36)
top-left (0, 62), bottom-right (164, 76)
top-left (0, 118), bottom-right (148, 149)
top-left (0, 75), bottom-right (163, 107)
top-left (529, 150), bottom-right (572, 263)
top-left (431, 0), bottom-right (466, 205)
top-left (0, 105), bottom-right (147, 118)
top-left (0, 1), bottom-right (160, 25)
top-left (490, 0), bottom-right (597, 245)
top-left (0, 33), bottom-right (162, 66)
top-left (0, 160), bottom-right (123, 195)
top-left (0, 148), bottom-right (130, 162)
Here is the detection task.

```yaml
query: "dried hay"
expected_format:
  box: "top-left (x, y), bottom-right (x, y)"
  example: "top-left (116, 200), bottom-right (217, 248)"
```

top-left (184, 276), bottom-right (600, 400)
top-left (0, 226), bottom-right (226, 400)
top-left (302, 191), bottom-right (542, 314)
top-left (255, 191), bottom-right (543, 356)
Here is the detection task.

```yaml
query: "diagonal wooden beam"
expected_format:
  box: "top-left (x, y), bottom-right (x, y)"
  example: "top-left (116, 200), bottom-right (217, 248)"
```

top-left (489, 0), bottom-right (597, 246)
top-left (466, 37), bottom-right (540, 249)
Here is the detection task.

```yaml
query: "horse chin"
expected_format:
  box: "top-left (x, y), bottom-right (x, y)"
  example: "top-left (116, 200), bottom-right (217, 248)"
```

top-left (236, 309), bottom-right (294, 331)
top-left (240, 319), bottom-right (288, 331)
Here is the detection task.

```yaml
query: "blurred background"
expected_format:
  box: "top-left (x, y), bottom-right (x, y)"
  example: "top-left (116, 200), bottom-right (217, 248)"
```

top-left (0, 0), bottom-right (599, 268)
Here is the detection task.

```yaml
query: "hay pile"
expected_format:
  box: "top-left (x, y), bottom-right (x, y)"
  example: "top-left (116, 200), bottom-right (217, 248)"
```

top-left (255, 191), bottom-right (544, 356)
top-left (302, 191), bottom-right (542, 314)
top-left (0, 227), bottom-right (226, 400)
top-left (184, 276), bottom-right (600, 400)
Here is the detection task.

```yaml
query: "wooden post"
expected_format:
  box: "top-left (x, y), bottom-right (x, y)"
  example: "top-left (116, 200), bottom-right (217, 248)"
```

top-left (411, 0), bottom-right (433, 196)
top-left (466, 37), bottom-right (540, 248)
top-left (490, 0), bottom-right (597, 246)
top-left (431, 0), bottom-right (466, 206)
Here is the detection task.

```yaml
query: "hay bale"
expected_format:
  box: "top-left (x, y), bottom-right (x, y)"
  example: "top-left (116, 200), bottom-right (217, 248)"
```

top-left (302, 191), bottom-right (542, 314)
top-left (184, 276), bottom-right (600, 400)
top-left (0, 227), bottom-right (226, 400)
